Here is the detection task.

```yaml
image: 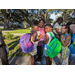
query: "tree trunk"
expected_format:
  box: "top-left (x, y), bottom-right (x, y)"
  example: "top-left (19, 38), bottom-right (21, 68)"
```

top-left (4, 16), bottom-right (8, 29)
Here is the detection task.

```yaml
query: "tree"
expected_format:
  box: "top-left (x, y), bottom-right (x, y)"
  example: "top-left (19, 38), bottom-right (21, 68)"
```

top-left (0, 9), bottom-right (29, 29)
top-left (48, 9), bottom-right (75, 24)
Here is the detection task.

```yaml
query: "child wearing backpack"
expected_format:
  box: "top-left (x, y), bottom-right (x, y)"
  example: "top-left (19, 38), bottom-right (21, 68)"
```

top-left (30, 25), bottom-right (39, 65)
top-left (61, 25), bottom-right (71, 65)
top-left (20, 25), bottom-right (39, 65)
top-left (42, 24), bottom-right (54, 65)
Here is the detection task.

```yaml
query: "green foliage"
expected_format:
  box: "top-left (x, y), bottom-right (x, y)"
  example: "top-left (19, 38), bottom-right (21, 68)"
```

top-left (5, 36), bottom-right (26, 57)
top-left (3, 32), bottom-right (14, 40)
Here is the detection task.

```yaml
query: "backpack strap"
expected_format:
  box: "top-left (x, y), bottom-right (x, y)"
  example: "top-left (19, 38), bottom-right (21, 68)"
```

top-left (63, 45), bottom-right (68, 61)
top-left (64, 34), bottom-right (70, 37)
top-left (40, 28), bottom-right (44, 33)
top-left (48, 32), bottom-right (55, 38)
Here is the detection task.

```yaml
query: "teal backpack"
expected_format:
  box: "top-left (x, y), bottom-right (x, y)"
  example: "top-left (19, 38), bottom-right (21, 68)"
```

top-left (47, 32), bottom-right (62, 58)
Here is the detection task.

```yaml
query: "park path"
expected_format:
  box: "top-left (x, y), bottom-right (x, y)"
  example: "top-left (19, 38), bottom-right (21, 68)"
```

top-left (2, 30), bottom-right (25, 36)
top-left (0, 54), bottom-right (75, 65)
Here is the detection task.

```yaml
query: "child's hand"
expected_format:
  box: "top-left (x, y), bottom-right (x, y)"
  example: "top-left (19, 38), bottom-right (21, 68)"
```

top-left (61, 35), bottom-right (64, 40)
top-left (42, 40), bottom-right (45, 42)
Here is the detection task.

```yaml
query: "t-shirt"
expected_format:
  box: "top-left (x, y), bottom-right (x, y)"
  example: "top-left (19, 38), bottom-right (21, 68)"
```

top-left (46, 32), bottom-right (54, 45)
top-left (53, 22), bottom-right (62, 34)
top-left (39, 27), bottom-right (45, 36)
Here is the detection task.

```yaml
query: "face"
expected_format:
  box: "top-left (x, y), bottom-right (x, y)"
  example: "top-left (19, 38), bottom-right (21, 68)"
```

top-left (39, 20), bottom-right (44, 28)
top-left (62, 26), bottom-right (68, 34)
top-left (45, 26), bottom-right (52, 33)
top-left (58, 19), bottom-right (63, 24)
top-left (34, 26), bottom-right (39, 31)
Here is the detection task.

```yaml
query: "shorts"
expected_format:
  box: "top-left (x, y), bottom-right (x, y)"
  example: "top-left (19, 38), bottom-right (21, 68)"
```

top-left (30, 42), bottom-right (38, 56)
top-left (43, 44), bottom-right (49, 57)
top-left (70, 53), bottom-right (75, 62)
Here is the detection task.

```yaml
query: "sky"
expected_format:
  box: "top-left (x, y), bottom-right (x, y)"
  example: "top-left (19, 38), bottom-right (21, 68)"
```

top-left (50, 13), bottom-right (62, 21)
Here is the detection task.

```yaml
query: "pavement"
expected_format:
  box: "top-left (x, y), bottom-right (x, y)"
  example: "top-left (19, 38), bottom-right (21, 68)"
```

top-left (0, 54), bottom-right (75, 65)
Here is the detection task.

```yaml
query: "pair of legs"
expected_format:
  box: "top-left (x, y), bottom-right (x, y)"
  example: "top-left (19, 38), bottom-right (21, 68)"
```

top-left (30, 55), bottom-right (35, 65)
top-left (37, 46), bottom-right (42, 62)
top-left (46, 57), bottom-right (52, 65)
top-left (69, 53), bottom-right (75, 65)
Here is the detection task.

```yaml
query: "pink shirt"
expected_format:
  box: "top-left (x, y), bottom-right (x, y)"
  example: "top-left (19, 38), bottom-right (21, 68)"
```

top-left (38, 27), bottom-right (45, 46)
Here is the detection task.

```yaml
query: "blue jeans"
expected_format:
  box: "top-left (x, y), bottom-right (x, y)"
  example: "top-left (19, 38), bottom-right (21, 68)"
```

top-left (70, 53), bottom-right (75, 62)
top-left (43, 44), bottom-right (49, 57)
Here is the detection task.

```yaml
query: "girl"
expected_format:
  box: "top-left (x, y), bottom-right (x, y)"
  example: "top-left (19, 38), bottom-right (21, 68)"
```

top-left (61, 25), bottom-right (71, 65)
top-left (43, 24), bottom-right (54, 65)
top-left (30, 25), bottom-right (39, 65)
top-left (37, 19), bottom-right (45, 63)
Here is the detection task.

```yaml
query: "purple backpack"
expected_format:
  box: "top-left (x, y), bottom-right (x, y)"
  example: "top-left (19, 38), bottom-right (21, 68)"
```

top-left (19, 33), bottom-right (34, 53)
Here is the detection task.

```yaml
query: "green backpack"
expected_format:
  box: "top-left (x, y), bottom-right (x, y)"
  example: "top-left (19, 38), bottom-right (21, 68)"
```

top-left (47, 32), bottom-right (62, 58)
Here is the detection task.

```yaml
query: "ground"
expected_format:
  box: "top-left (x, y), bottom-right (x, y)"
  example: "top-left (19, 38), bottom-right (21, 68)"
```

top-left (0, 54), bottom-right (75, 65)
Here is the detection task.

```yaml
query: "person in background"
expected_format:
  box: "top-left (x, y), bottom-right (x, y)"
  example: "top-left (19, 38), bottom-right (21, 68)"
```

top-left (53, 17), bottom-right (63, 39)
top-left (61, 25), bottom-right (71, 65)
top-left (37, 19), bottom-right (45, 64)
top-left (0, 29), bottom-right (9, 65)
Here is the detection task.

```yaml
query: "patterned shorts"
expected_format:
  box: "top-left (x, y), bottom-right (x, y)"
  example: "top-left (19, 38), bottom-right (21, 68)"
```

top-left (30, 42), bottom-right (38, 56)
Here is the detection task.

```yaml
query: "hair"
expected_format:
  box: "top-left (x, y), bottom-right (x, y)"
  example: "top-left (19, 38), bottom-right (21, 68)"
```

top-left (34, 20), bottom-right (39, 25)
top-left (56, 17), bottom-right (63, 22)
top-left (32, 24), bottom-right (38, 28)
top-left (44, 24), bottom-right (53, 28)
top-left (66, 22), bottom-right (72, 26)
top-left (31, 25), bottom-right (34, 28)
top-left (39, 19), bottom-right (45, 24)
top-left (62, 25), bottom-right (70, 33)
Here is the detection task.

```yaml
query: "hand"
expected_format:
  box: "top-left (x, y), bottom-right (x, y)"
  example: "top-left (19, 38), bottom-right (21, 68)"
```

top-left (61, 35), bottom-right (64, 39)
top-left (37, 36), bottom-right (40, 39)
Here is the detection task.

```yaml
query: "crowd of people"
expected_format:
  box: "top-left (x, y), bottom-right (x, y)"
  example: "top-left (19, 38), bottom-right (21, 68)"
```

top-left (27, 17), bottom-right (75, 65)
top-left (0, 17), bottom-right (75, 65)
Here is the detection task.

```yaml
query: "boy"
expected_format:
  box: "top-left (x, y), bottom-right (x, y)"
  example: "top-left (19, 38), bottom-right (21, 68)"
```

top-left (42, 24), bottom-right (54, 65)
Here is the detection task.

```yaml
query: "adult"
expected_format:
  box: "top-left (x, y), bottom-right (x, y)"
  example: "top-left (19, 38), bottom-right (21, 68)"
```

top-left (0, 29), bottom-right (9, 65)
top-left (53, 17), bottom-right (63, 39)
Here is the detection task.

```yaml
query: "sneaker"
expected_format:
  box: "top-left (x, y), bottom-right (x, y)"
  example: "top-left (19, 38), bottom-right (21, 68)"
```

top-left (36, 61), bottom-right (41, 65)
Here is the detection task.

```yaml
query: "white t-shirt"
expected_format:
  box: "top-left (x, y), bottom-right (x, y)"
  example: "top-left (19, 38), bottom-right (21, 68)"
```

top-left (46, 32), bottom-right (54, 45)
top-left (53, 22), bottom-right (62, 34)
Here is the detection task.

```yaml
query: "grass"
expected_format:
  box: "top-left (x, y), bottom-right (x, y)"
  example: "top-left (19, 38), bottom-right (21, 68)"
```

top-left (2, 28), bottom-right (31, 57)
top-left (11, 29), bottom-right (31, 33)
top-left (4, 36), bottom-right (30, 57)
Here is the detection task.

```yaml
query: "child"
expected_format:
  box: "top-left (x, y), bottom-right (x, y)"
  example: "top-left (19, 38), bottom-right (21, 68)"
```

top-left (30, 25), bottom-right (39, 65)
top-left (42, 24), bottom-right (54, 65)
top-left (61, 25), bottom-right (71, 65)
top-left (37, 19), bottom-right (46, 63)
